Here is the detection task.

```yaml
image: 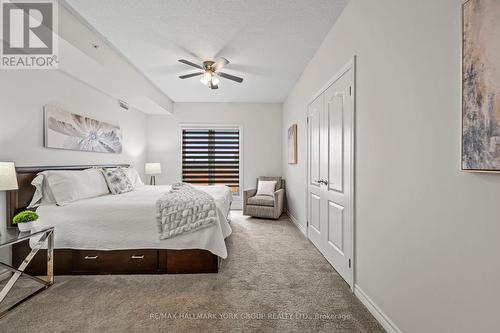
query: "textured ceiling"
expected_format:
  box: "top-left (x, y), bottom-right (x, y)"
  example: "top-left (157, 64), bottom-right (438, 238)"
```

top-left (65, 0), bottom-right (349, 103)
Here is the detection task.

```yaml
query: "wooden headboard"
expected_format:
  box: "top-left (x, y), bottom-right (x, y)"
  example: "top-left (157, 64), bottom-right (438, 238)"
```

top-left (5, 164), bottom-right (129, 228)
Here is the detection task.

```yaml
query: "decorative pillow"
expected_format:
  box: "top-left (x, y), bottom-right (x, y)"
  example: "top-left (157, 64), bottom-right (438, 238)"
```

top-left (102, 167), bottom-right (134, 195)
top-left (28, 173), bottom-right (57, 208)
top-left (256, 180), bottom-right (277, 197)
top-left (258, 176), bottom-right (282, 191)
top-left (45, 169), bottom-right (110, 205)
top-left (103, 167), bottom-right (144, 189)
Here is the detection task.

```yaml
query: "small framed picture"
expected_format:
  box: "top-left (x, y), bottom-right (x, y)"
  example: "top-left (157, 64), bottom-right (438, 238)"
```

top-left (462, 0), bottom-right (500, 172)
top-left (288, 124), bottom-right (298, 164)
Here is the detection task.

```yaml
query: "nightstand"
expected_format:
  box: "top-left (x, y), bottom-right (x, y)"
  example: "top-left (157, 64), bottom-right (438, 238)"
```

top-left (0, 227), bottom-right (54, 317)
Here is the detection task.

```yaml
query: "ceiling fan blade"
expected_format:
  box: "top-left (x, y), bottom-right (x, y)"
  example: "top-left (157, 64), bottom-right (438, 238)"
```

top-left (179, 72), bottom-right (204, 79)
top-left (213, 57), bottom-right (229, 71)
top-left (178, 59), bottom-right (203, 69)
top-left (219, 72), bottom-right (244, 83)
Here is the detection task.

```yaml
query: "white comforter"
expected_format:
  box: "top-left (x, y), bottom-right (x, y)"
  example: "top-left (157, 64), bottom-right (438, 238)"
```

top-left (33, 185), bottom-right (233, 258)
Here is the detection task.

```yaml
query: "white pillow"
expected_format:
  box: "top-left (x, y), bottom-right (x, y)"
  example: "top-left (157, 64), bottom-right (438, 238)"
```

top-left (124, 167), bottom-right (144, 188)
top-left (256, 180), bottom-right (277, 197)
top-left (28, 173), bottom-right (57, 208)
top-left (45, 169), bottom-right (110, 205)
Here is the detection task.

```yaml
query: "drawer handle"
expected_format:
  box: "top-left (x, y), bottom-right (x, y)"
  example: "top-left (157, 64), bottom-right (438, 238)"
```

top-left (84, 255), bottom-right (99, 260)
top-left (131, 255), bottom-right (144, 259)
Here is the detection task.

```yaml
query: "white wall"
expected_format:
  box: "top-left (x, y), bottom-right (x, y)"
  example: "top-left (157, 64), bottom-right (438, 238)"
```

top-left (282, 0), bottom-right (500, 332)
top-left (0, 69), bottom-right (148, 265)
top-left (147, 103), bottom-right (282, 205)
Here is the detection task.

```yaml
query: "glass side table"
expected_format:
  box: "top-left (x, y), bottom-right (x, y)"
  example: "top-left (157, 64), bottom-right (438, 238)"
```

top-left (0, 226), bottom-right (54, 318)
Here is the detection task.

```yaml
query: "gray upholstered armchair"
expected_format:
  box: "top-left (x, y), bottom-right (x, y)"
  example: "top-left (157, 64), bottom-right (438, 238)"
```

top-left (243, 177), bottom-right (285, 219)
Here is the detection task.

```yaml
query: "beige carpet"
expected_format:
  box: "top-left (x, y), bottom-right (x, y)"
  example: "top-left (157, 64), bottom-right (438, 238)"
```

top-left (0, 212), bottom-right (383, 333)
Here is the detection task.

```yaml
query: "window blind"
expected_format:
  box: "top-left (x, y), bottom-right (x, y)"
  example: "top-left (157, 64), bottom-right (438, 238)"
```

top-left (182, 128), bottom-right (240, 194)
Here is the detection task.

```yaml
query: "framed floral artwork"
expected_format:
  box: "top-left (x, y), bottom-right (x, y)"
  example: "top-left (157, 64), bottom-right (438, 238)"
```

top-left (44, 105), bottom-right (122, 154)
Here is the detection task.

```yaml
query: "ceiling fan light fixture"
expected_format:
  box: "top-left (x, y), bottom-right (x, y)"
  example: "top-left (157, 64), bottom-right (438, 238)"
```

top-left (211, 75), bottom-right (220, 86)
top-left (200, 71), bottom-right (212, 85)
top-left (200, 72), bottom-right (212, 85)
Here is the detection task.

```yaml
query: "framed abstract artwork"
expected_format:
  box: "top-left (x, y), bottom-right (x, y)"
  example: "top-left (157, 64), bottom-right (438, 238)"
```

top-left (44, 105), bottom-right (123, 154)
top-left (462, 0), bottom-right (500, 172)
top-left (288, 124), bottom-right (298, 164)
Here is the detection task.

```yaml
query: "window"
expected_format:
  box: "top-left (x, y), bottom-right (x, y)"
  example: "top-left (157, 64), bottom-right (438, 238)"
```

top-left (182, 127), bottom-right (240, 194)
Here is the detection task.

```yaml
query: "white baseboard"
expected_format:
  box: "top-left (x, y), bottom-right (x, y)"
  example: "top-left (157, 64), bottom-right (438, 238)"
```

top-left (285, 209), bottom-right (307, 236)
top-left (283, 212), bottom-right (398, 332)
top-left (354, 285), bottom-right (402, 333)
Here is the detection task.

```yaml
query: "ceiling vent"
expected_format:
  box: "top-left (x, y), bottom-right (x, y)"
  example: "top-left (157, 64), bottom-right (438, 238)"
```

top-left (118, 99), bottom-right (129, 110)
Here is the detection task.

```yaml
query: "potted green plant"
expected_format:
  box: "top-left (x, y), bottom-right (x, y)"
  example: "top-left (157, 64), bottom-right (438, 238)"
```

top-left (12, 210), bottom-right (38, 232)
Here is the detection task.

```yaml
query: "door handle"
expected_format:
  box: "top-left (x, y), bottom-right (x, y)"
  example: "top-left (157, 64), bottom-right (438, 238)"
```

top-left (84, 255), bottom-right (99, 260)
top-left (316, 179), bottom-right (328, 185)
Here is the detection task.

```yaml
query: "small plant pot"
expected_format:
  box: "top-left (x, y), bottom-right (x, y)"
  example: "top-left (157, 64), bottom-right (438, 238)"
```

top-left (17, 221), bottom-right (35, 232)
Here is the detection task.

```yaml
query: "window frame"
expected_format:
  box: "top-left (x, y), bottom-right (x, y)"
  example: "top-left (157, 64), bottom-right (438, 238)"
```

top-left (180, 123), bottom-right (243, 199)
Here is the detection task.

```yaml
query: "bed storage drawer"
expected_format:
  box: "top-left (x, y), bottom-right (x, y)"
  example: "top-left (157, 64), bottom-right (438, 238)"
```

top-left (163, 249), bottom-right (219, 274)
top-left (73, 249), bottom-right (158, 274)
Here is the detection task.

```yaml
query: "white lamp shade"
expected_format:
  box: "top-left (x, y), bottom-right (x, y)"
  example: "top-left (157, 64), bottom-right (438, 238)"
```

top-left (0, 162), bottom-right (18, 191)
top-left (145, 163), bottom-right (162, 175)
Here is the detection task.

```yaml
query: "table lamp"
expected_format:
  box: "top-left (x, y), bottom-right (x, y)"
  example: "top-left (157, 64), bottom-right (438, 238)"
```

top-left (145, 163), bottom-right (161, 185)
top-left (0, 162), bottom-right (18, 191)
top-left (0, 162), bottom-right (18, 234)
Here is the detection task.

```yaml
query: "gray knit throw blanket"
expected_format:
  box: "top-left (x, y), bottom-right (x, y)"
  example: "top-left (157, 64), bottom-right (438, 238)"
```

top-left (156, 183), bottom-right (217, 239)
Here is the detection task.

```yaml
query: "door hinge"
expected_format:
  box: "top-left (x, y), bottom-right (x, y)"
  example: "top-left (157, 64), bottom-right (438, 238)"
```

top-left (349, 86), bottom-right (352, 96)
top-left (349, 259), bottom-right (351, 268)
top-left (307, 117), bottom-right (309, 123)
top-left (307, 220), bottom-right (309, 227)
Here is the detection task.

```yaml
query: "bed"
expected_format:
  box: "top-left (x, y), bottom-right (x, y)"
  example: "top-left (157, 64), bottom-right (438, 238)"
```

top-left (7, 165), bottom-right (233, 275)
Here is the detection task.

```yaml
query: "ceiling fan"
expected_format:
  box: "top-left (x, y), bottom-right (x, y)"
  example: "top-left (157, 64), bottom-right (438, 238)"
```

top-left (178, 57), bottom-right (244, 89)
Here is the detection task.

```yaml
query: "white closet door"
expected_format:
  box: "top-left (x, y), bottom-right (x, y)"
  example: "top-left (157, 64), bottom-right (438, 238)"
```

top-left (321, 67), bottom-right (353, 285)
top-left (307, 61), bottom-right (354, 287)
